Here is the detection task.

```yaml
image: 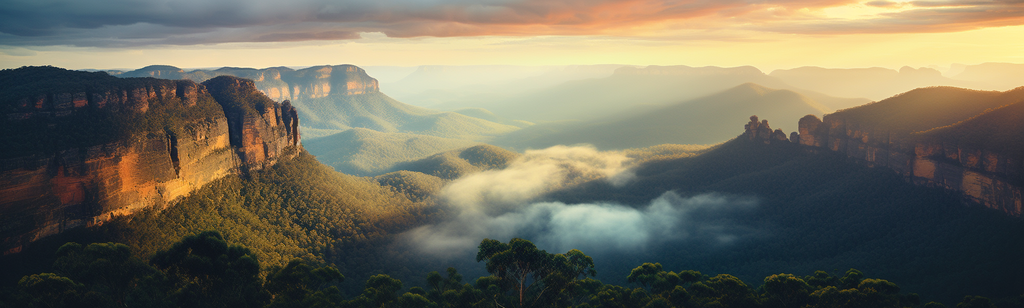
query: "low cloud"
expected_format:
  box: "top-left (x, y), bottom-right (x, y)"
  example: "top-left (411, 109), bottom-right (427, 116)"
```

top-left (402, 145), bottom-right (759, 258)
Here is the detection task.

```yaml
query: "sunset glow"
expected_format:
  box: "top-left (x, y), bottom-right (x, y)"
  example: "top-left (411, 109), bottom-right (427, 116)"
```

top-left (1, 0), bottom-right (1022, 70)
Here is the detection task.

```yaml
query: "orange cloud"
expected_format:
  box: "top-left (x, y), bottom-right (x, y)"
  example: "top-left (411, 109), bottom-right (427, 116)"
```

top-left (0, 0), bottom-right (1021, 47)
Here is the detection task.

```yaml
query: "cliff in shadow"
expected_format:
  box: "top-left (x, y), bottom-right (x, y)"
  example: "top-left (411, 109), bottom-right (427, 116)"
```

top-left (770, 86), bottom-right (1024, 216)
top-left (0, 67), bottom-right (300, 255)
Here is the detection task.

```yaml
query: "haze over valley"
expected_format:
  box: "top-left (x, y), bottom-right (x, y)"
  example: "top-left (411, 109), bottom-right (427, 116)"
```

top-left (3, 0), bottom-right (1024, 306)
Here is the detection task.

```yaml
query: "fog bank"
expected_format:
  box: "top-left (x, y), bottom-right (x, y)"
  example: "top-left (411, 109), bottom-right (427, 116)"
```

top-left (402, 145), bottom-right (759, 257)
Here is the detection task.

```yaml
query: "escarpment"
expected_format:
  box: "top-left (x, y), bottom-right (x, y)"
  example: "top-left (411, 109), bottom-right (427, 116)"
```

top-left (201, 75), bottom-right (301, 173)
top-left (748, 86), bottom-right (1024, 216)
top-left (119, 64), bottom-right (380, 101)
top-left (0, 67), bottom-right (301, 254)
top-left (262, 65), bottom-right (379, 100)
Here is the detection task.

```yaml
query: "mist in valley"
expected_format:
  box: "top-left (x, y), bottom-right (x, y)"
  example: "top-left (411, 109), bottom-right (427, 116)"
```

top-left (5, 0), bottom-right (1024, 305)
top-left (398, 145), bottom-right (763, 282)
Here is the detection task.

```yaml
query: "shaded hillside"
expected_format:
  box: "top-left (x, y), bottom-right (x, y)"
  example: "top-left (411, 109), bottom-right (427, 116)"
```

top-left (769, 66), bottom-right (968, 101)
top-left (304, 128), bottom-right (479, 176)
top-left (829, 86), bottom-right (1024, 133)
top-left (390, 144), bottom-right (519, 180)
top-left (918, 94), bottom-right (1024, 159)
top-left (494, 83), bottom-right (830, 150)
top-left (790, 86), bottom-right (1024, 215)
top-left (544, 137), bottom-right (1024, 305)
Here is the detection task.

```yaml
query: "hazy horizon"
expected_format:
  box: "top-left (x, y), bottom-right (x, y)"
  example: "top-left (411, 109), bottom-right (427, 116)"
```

top-left (3, 0), bottom-right (1023, 70)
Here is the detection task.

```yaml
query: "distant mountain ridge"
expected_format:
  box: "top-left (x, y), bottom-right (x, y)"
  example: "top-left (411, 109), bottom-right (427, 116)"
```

top-left (495, 83), bottom-right (832, 149)
top-left (377, 64), bottom-right (625, 108)
top-left (453, 64), bottom-right (868, 123)
top-left (768, 66), bottom-right (958, 100)
top-left (950, 62), bottom-right (1024, 91)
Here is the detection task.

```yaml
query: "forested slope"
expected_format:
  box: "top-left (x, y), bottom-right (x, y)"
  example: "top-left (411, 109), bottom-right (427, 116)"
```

top-left (546, 138), bottom-right (1024, 305)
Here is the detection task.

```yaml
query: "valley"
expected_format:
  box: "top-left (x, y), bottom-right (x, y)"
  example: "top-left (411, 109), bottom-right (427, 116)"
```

top-left (2, 62), bottom-right (1023, 308)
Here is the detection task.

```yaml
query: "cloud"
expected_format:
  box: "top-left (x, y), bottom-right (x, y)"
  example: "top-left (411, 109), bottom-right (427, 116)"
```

top-left (0, 46), bottom-right (36, 56)
top-left (864, 1), bottom-right (905, 7)
top-left (1, 0), bottom-right (1020, 47)
top-left (406, 191), bottom-right (760, 258)
top-left (401, 145), bottom-right (759, 258)
top-left (757, 1), bottom-right (1024, 34)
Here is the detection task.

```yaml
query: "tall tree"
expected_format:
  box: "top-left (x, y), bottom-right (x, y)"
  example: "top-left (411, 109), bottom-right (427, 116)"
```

top-left (476, 238), bottom-right (596, 307)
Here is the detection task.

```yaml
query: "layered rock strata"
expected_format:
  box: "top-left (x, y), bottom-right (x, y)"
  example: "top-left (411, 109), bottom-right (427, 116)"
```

top-left (0, 67), bottom-right (300, 254)
top-left (117, 64), bottom-right (380, 101)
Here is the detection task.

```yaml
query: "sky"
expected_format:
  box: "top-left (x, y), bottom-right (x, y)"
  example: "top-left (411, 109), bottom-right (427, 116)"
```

top-left (1, 0), bottom-right (1023, 71)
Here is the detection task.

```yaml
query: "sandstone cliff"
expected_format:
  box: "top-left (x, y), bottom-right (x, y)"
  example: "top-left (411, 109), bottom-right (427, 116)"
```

top-left (0, 67), bottom-right (300, 255)
top-left (748, 86), bottom-right (1024, 216)
top-left (118, 64), bottom-right (380, 101)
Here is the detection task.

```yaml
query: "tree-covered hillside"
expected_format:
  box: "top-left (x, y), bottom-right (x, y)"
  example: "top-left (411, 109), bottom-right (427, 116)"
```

top-left (304, 128), bottom-right (481, 176)
top-left (5, 231), bottom-right (1017, 308)
top-left (545, 138), bottom-right (1024, 305)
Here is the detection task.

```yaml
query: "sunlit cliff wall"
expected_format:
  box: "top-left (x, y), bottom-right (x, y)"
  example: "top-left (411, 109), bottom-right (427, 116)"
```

top-left (263, 65), bottom-right (379, 100)
top-left (0, 68), bottom-right (301, 255)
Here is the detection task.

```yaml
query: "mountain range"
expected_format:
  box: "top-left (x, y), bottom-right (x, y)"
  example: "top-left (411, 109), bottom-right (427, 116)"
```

top-left (494, 83), bottom-right (831, 150)
top-left (4, 64), bottom-right (1024, 306)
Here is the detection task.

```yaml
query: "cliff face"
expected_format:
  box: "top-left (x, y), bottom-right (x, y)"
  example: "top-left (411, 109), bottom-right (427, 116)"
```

top-left (792, 113), bottom-right (1022, 215)
top-left (0, 67), bottom-right (300, 255)
top-left (741, 108), bottom-right (1018, 219)
top-left (117, 64), bottom-right (380, 102)
top-left (743, 87), bottom-right (1024, 216)
top-left (266, 65), bottom-right (379, 100)
top-left (201, 75), bottom-right (302, 173)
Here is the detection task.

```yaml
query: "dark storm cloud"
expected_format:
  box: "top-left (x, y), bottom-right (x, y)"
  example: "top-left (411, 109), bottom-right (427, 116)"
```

top-left (0, 0), bottom-right (1021, 47)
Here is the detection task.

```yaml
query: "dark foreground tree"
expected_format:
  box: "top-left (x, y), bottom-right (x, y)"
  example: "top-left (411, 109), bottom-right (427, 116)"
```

top-left (150, 231), bottom-right (271, 308)
top-left (265, 260), bottom-right (344, 308)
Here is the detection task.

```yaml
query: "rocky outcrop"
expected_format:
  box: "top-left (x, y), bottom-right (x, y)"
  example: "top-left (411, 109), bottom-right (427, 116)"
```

top-left (0, 67), bottom-right (301, 255)
top-left (782, 113), bottom-right (1023, 216)
top-left (271, 65), bottom-right (379, 100)
top-left (201, 75), bottom-right (302, 174)
top-left (743, 115), bottom-right (788, 144)
top-left (117, 64), bottom-right (380, 101)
